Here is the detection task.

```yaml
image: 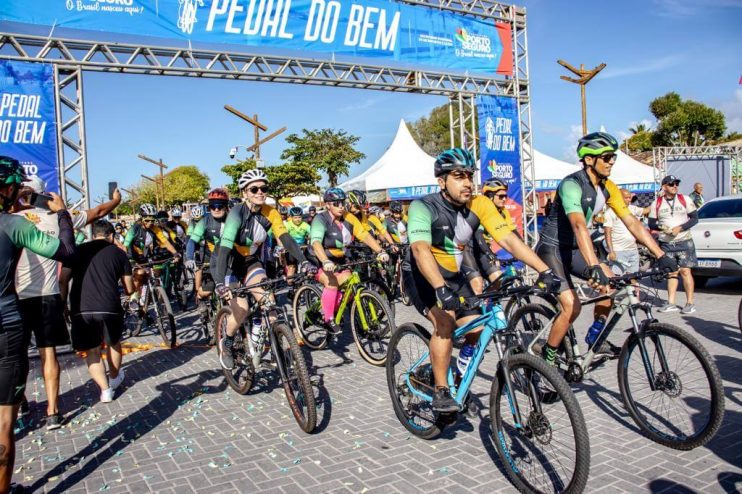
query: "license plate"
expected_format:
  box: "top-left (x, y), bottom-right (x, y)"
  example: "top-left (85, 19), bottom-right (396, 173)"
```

top-left (697, 259), bottom-right (721, 268)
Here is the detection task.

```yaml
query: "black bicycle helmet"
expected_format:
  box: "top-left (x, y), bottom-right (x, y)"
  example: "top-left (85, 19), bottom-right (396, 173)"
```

top-left (576, 132), bottom-right (619, 159)
top-left (390, 201), bottom-right (403, 214)
top-left (0, 156), bottom-right (27, 185)
top-left (434, 147), bottom-right (477, 177)
top-left (308, 206), bottom-right (316, 213)
top-left (289, 206), bottom-right (303, 216)
top-left (278, 205), bottom-right (289, 216)
top-left (323, 187), bottom-right (346, 202)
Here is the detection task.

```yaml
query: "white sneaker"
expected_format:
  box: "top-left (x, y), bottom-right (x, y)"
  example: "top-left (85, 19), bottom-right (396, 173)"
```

top-left (109, 369), bottom-right (125, 391)
top-left (100, 388), bottom-right (114, 403)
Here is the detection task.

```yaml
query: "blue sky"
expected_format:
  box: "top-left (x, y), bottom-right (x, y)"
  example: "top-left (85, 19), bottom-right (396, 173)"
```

top-left (4, 0), bottom-right (742, 201)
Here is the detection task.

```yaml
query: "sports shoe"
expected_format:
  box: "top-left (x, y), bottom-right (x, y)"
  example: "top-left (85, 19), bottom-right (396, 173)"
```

top-left (109, 369), bottom-right (126, 392)
top-left (19, 398), bottom-right (30, 418)
top-left (593, 340), bottom-right (621, 360)
top-left (680, 303), bottom-right (696, 314)
top-left (325, 321), bottom-right (343, 335)
top-left (100, 388), bottom-right (114, 403)
top-left (219, 337), bottom-right (235, 370)
top-left (432, 387), bottom-right (459, 413)
top-left (45, 413), bottom-right (63, 431)
top-left (658, 303), bottom-right (679, 313)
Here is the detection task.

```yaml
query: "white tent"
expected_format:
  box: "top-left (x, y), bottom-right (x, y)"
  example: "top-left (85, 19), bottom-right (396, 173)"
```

top-left (533, 149), bottom-right (580, 190)
top-left (608, 151), bottom-right (656, 192)
top-left (340, 119), bottom-right (435, 192)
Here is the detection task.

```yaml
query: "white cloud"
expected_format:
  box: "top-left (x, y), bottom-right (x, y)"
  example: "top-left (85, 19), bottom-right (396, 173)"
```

top-left (616, 119), bottom-right (654, 143)
top-left (601, 55), bottom-right (683, 80)
top-left (561, 124), bottom-right (584, 162)
top-left (652, 0), bottom-right (742, 17)
top-left (337, 97), bottom-right (382, 112)
top-left (721, 88), bottom-right (742, 133)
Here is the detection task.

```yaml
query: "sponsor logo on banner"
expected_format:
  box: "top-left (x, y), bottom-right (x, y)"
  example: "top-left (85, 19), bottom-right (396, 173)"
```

top-left (454, 27), bottom-right (495, 60)
top-left (178, 0), bottom-right (204, 34)
top-left (66, 0), bottom-right (144, 15)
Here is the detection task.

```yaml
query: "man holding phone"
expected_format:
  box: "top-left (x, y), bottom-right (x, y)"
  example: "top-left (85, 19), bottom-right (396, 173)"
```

top-left (14, 176), bottom-right (121, 430)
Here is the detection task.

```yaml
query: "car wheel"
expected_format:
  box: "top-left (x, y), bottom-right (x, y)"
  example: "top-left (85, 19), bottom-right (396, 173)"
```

top-left (693, 274), bottom-right (710, 289)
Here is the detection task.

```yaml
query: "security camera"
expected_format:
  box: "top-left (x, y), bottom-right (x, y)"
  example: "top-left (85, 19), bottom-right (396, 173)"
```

top-left (229, 147), bottom-right (237, 159)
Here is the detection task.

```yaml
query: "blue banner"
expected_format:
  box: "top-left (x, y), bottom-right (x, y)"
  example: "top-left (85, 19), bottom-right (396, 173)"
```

top-left (387, 184), bottom-right (439, 200)
top-left (0, 1), bottom-right (513, 76)
top-left (0, 61), bottom-right (59, 193)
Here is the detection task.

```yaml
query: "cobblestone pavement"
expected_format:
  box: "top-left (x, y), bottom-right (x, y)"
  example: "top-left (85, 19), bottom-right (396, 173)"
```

top-left (16, 277), bottom-right (742, 493)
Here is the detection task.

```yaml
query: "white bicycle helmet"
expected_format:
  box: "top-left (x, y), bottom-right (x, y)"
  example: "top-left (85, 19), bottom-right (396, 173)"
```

top-left (170, 205), bottom-right (183, 217)
top-left (191, 205), bottom-right (204, 219)
top-left (139, 203), bottom-right (157, 217)
top-left (238, 169), bottom-right (268, 190)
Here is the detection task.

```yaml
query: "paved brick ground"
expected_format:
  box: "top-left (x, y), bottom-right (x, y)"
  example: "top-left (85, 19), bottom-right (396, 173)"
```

top-left (15, 277), bottom-right (742, 493)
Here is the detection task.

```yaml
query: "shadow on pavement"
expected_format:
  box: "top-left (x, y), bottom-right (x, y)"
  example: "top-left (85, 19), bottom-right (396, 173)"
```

top-left (648, 479), bottom-right (698, 493)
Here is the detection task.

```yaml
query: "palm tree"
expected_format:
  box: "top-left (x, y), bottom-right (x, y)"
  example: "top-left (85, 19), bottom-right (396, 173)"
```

top-left (629, 123), bottom-right (650, 135)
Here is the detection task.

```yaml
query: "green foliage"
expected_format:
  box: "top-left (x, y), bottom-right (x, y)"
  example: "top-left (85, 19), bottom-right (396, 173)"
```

top-left (624, 131), bottom-right (653, 152)
top-left (629, 123), bottom-right (650, 134)
top-left (280, 128), bottom-right (365, 187)
top-left (128, 165), bottom-right (210, 207)
top-left (409, 104), bottom-right (452, 156)
top-left (221, 158), bottom-right (257, 196)
top-left (649, 93), bottom-right (726, 146)
top-left (220, 158), bottom-right (320, 199)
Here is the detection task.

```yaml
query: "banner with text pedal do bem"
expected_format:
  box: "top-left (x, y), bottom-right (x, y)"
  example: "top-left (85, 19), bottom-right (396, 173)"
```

top-left (0, 0), bottom-right (513, 76)
top-left (477, 94), bottom-right (523, 239)
top-left (0, 60), bottom-right (60, 193)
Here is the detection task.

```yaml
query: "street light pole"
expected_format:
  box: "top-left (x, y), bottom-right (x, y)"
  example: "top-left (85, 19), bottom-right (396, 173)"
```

top-left (557, 60), bottom-right (606, 135)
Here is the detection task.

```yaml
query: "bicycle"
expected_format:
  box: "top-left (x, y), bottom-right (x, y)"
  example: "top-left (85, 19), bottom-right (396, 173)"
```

top-left (215, 274), bottom-right (317, 433)
top-left (349, 244), bottom-right (397, 316)
top-left (386, 282), bottom-right (590, 494)
top-left (194, 262), bottom-right (221, 345)
top-left (291, 257), bottom-right (395, 366)
top-left (738, 296), bottom-right (741, 333)
top-left (510, 269), bottom-right (725, 450)
top-left (130, 258), bottom-right (179, 347)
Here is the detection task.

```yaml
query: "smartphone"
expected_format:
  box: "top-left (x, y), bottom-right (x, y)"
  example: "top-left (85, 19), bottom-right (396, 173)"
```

top-left (30, 192), bottom-right (53, 210)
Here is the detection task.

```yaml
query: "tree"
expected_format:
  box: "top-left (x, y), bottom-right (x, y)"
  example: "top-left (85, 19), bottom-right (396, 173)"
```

top-left (649, 92), bottom-right (726, 146)
top-left (127, 165), bottom-right (210, 207)
top-left (623, 130), bottom-right (653, 153)
top-left (629, 123), bottom-right (650, 134)
top-left (280, 129), bottom-right (365, 187)
top-left (220, 158), bottom-right (321, 199)
top-left (409, 104), bottom-right (451, 155)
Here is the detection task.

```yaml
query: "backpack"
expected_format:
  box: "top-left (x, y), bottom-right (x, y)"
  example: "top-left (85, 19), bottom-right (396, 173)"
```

top-left (655, 193), bottom-right (687, 218)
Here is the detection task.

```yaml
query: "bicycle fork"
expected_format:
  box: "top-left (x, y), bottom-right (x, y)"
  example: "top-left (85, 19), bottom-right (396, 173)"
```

top-left (627, 305), bottom-right (669, 392)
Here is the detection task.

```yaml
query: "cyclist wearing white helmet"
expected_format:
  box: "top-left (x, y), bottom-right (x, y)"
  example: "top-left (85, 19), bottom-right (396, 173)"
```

top-left (214, 169), bottom-right (310, 370)
top-left (168, 206), bottom-right (188, 243)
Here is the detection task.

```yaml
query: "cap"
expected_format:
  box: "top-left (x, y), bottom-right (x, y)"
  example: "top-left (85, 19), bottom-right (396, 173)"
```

top-left (661, 175), bottom-right (681, 185)
top-left (26, 175), bottom-right (46, 194)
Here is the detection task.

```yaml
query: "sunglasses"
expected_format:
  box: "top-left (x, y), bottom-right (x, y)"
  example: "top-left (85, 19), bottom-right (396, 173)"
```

top-left (598, 153), bottom-right (617, 163)
top-left (209, 202), bottom-right (227, 210)
top-left (328, 201), bottom-right (344, 208)
top-left (247, 185), bottom-right (269, 194)
top-left (667, 182), bottom-right (680, 187)
top-left (143, 219), bottom-right (154, 224)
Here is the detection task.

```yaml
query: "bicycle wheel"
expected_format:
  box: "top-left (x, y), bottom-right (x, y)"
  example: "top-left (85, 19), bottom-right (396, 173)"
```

top-left (215, 307), bottom-right (254, 395)
top-left (617, 322), bottom-right (725, 450)
top-left (366, 278), bottom-right (396, 318)
top-left (291, 284), bottom-right (328, 349)
top-left (491, 353), bottom-right (590, 494)
top-left (153, 286), bottom-right (177, 348)
top-left (179, 266), bottom-right (195, 310)
top-left (398, 269), bottom-right (411, 306)
top-left (507, 303), bottom-right (556, 353)
top-left (350, 289), bottom-right (395, 366)
top-left (271, 322), bottom-right (317, 433)
top-left (386, 323), bottom-right (442, 439)
top-left (738, 297), bottom-right (742, 333)
top-left (123, 308), bottom-right (140, 338)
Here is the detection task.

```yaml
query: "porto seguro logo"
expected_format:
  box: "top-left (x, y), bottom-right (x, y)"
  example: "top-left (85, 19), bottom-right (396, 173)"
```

top-left (454, 28), bottom-right (492, 54)
top-left (178, 0), bottom-right (205, 34)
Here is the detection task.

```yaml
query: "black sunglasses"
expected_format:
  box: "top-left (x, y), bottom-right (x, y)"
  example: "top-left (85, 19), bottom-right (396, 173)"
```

top-left (247, 185), bottom-right (269, 194)
top-left (209, 202), bottom-right (227, 210)
top-left (599, 153), bottom-right (617, 163)
top-left (666, 182), bottom-right (680, 187)
top-left (328, 201), bottom-right (344, 208)
top-left (142, 219), bottom-right (154, 224)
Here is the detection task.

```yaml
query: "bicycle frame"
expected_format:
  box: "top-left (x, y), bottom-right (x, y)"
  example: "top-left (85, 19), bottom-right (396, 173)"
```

top-left (333, 271), bottom-right (378, 330)
top-left (405, 302), bottom-right (532, 426)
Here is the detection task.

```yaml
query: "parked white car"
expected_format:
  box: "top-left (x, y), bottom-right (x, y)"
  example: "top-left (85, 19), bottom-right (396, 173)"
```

top-left (690, 194), bottom-right (742, 287)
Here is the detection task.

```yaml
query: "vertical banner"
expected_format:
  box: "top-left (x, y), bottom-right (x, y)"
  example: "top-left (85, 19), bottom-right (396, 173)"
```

top-left (0, 61), bottom-right (59, 193)
top-left (477, 95), bottom-right (523, 235)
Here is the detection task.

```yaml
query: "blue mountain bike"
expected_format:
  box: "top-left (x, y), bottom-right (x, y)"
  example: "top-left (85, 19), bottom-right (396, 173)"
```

top-left (386, 282), bottom-right (590, 494)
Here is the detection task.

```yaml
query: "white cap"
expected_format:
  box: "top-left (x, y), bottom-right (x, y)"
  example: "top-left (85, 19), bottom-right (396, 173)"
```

top-left (26, 175), bottom-right (47, 194)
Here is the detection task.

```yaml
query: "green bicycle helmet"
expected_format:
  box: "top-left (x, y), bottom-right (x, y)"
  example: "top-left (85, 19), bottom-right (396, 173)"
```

top-left (576, 132), bottom-right (619, 159)
top-left (346, 190), bottom-right (367, 208)
top-left (0, 156), bottom-right (28, 185)
top-left (434, 148), bottom-right (477, 177)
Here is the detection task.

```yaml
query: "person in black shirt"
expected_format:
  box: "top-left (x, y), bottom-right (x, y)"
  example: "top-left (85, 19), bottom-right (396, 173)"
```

top-left (60, 220), bottom-right (134, 404)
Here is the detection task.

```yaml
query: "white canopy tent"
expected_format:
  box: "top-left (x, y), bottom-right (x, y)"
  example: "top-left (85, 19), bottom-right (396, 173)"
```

top-left (607, 151), bottom-right (657, 192)
top-left (533, 149), bottom-right (580, 191)
top-left (339, 119), bottom-right (435, 193)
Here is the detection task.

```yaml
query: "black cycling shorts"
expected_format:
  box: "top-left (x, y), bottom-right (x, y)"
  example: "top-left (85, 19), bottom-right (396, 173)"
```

top-left (535, 243), bottom-right (575, 293)
top-left (0, 322), bottom-right (29, 406)
top-left (403, 254), bottom-right (480, 319)
top-left (71, 312), bottom-right (124, 352)
top-left (19, 294), bottom-right (71, 348)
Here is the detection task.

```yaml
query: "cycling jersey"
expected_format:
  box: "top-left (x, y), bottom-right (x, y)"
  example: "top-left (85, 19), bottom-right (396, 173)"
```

top-left (407, 193), bottom-right (512, 278)
top-left (309, 210), bottom-right (368, 262)
top-left (213, 203), bottom-right (305, 285)
top-left (355, 211), bottom-right (387, 238)
top-left (186, 218), bottom-right (199, 237)
top-left (186, 213), bottom-right (225, 264)
top-left (284, 220), bottom-right (311, 245)
top-left (168, 220), bottom-right (188, 243)
top-left (123, 223), bottom-right (171, 262)
top-left (384, 216), bottom-right (408, 243)
top-left (539, 168), bottom-right (630, 249)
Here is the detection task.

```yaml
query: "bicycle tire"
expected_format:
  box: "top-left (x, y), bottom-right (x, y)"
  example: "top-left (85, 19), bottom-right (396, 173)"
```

top-left (398, 269), bottom-right (411, 306)
top-left (617, 322), bottom-right (725, 450)
top-left (386, 323), bottom-right (442, 439)
top-left (153, 286), bottom-right (177, 348)
top-left (507, 303), bottom-right (557, 354)
top-left (215, 307), bottom-right (254, 395)
top-left (350, 289), bottom-right (395, 366)
top-left (366, 278), bottom-right (396, 318)
top-left (123, 309), bottom-right (140, 338)
top-left (291, 284), bottom-right (328, 350)
top-left (738, 297), bottom-right (742, 333)
top-left (490, 353), bottom-right (590, 494)
top-left (271, 322), bottom-right (317, 433)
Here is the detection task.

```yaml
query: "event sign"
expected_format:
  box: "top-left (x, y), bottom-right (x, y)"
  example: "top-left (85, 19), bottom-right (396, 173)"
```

top-left (388, 184), bottom-right (440, 200)
top-left (0, 0), bottom-right (513, 75)
top-left (477, 94), bottom-right (522, 234)
top-left (0, 60), bottom-right (59, 193)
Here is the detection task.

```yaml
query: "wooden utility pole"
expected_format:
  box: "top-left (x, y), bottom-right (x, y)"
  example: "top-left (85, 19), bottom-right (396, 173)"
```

top-left (224, 105), bottom-right (286, 162)
top-left (557, 60), bottom-right (606, 135)
top-left (137, 154), bottom-right (169, 209)
top-left (140, 174), bottom-right (160, 208)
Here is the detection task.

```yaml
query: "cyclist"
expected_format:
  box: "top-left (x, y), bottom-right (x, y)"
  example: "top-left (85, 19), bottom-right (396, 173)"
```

top-left (185, 188), bottom-right (230, 344)
top-left (168, 206), bottom-right (189, 244)
top-left (346, 190), bottom-right (397, 249)
top-left (305, 205), bottom-right (317, 224)
top-left (534, 132), bottom-right (676, 365)
top-left (283, 206), bottom-right (311, 279)
top-left (278, 205), bottom-right (289, 223)
top-left (309, 188), bottom-right (389, 334)
top-left (406, 148), bottom-right (558, 412)
top-left (0, 156), bottom-right (76, 492)
top-left (186, 205), bottom-right (204, 238)
top-left (385, 201), bottom-right (408, 244)
top-left (213, 169), bottom-right (310, 370)
top-left (114, 223), bottom-right (126, 244)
